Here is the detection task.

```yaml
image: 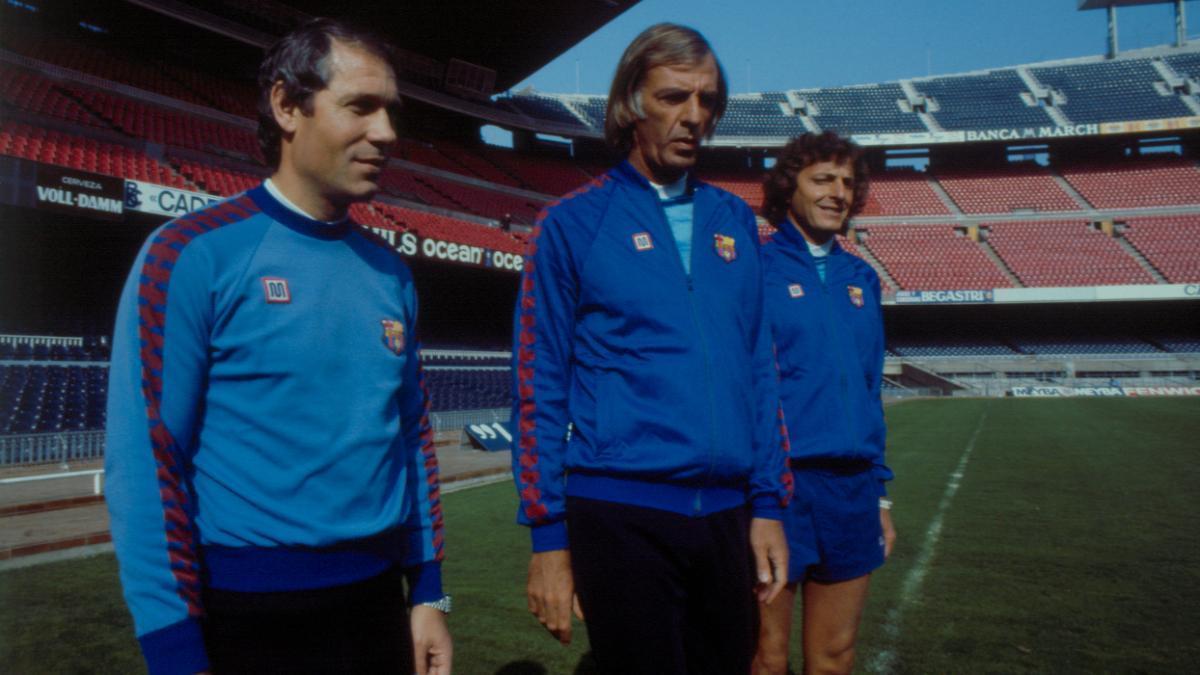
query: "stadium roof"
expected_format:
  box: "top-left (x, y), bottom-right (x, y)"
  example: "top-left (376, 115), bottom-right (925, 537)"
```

top-left (269, 0), bottom-right (641, 91)
top-left (1078, 0), bottom-right (1180, 9)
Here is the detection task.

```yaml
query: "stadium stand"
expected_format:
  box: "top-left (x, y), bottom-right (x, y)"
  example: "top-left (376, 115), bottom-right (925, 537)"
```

top-left (0, 65), bottom-right (108, 130)
top-left (701, 171), bottom-right (765, 210)
top-left (0, 364), bottom-right (108, 434)
top-left (1030, 57), bottom-right (1195, 124)
top-left (1, 121), bottom-right (190, 188)
top-left (500, 93), bottom-right (589, 130)
top-left (861, 224), bottom-right (1013, 290)
top-left (1120, 215), bottom-right (1200, 283)
top-left (422, 368), bottom-right (509, 412)
top-left (889, 337), bottom-right (1021, 357)
top-left (715, 93), bottom-right (809, 138)
top-left (933, 165), bottom-right (1081, 214)
top-left (860, 171), bottom-right (952, 216)
top-left (1058, 158), bottom-right (1200, 209)
top-left (797, 84), bottom-right (927, 135)
top-left (481, 149), bottom-right (594, 197)
top-left (1012, 336), bottom-right (1164, 355)
top-left (914, 70), bottom-right (1056, 130)
top-left (3, 33), bottom-right (257, 118)
top-left (168, 153), bottom-right (265, 196)
top-left (984, 221), bottom-right (1156, 287)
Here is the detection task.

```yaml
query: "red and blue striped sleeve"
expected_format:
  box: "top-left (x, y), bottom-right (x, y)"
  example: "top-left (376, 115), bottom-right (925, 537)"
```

top-left (399, 302), bottom-right (446, 603)
top-left (511, 207), bottom-right (580, 552)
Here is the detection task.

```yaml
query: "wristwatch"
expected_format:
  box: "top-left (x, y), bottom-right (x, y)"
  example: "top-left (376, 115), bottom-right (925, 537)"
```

top-left (419, 594), bottom-right (453, 614)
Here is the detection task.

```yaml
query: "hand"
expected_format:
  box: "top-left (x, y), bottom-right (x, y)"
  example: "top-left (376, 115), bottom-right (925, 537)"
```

top-left (527, 549), bottom-right (582, 645)
top-left (750, 517), bottom-right (788, 605)
top-left (880, 507), bottom-right (896, 559)
top-left (411, 604), bottom-right (453, 675)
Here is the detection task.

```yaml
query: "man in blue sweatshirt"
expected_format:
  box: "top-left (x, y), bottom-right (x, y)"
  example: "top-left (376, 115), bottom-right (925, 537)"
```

top-left (752, 132), bottom-right (895, 675)
top-left (105, 19), bottom-right (451, 675)
top-left (512, 23), bottom-right (790, 674)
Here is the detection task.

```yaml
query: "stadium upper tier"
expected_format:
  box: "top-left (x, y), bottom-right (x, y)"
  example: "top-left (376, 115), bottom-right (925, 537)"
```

top-left (501, 45), bottom-right (1200, 142)
top-left (2, 38), bottom-right (1200, 290)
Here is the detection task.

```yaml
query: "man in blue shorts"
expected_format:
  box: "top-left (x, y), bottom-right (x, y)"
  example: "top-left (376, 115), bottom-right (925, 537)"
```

top-left (753, 132), bottom-right (896, 675)
top-left (511, 23), bottom-right (791, 675)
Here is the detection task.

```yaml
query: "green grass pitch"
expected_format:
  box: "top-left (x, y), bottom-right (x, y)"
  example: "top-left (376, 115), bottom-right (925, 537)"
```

top-left (2, 397), bottom-right (1198, 673)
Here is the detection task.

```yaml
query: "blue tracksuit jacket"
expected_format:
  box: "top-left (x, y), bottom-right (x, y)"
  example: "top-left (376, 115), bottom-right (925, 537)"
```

top-left (762, 223), bottom-right (892, 494)
top-left (105, 184), bottom-right (444, 675)
top-left (511, 161), bottom-right (791, 552)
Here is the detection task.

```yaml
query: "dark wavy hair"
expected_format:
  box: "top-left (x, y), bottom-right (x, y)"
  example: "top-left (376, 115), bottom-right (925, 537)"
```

top-left (257, 18), bottom-right (395, 168)
top-left (761, 131), bottom-right (870, 227)
top-left (604, 23), bottom-right (728, 153)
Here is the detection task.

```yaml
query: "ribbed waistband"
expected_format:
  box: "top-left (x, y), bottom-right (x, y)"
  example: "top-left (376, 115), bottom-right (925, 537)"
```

top-left (203, 530), bottom-right (406, 593)
top-left (789, 457), bottom-right (873, 475)
top-left (566, 473), bottom-right (746, 518)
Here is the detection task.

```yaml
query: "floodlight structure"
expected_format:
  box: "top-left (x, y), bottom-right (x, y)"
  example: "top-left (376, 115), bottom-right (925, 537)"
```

top-left (1079, 0), bottom-right (1189, 57)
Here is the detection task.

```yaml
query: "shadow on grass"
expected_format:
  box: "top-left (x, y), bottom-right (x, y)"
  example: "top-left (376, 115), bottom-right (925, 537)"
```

top-left (494, 651), bottom-right (598, 675)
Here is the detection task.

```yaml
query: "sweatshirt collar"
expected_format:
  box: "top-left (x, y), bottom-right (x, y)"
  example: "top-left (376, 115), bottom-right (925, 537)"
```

top-left (248, 181), bottom-right (351, 240)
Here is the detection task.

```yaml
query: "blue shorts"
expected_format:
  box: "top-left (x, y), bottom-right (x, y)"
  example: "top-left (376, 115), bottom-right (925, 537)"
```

top-left (784, 462), bottom-right (885, 584)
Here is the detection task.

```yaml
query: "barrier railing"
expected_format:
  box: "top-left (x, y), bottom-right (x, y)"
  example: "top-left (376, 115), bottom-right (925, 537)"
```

top-left (0, 431), bottom-right (106, 467)
top-left (0, 469), bottom-right (104, 495)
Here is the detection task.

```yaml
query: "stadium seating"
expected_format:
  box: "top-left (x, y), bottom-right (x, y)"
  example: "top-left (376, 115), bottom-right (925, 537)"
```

top-left (933, 165), bottom-right (1080, 214)
top-left (861, 224), bottom-right (1013, 290)
top-left (860, 171), bottom-right (952, 216)
top-left (701, 171), bottom-right (766, 210)
top-left (3, 32), bottom-right (257, 118)
top-left (1012, 337), bottom-right (1163, 355)
top-left (800, 83), bottom-right (927, 135)
top-left (67, 86), bottom-right (258, 158)
top-left (169, 154), bottom-right (264, 196)
top-left (500, 94), bottom-right (589, 130)
top-left (422, 368), bottom-right (509, 412)
top-left (914, 70), bottom-right (1056, 130)
top-left (715, 93), bottom-right (809, 138)
top-left (1120, 215), bottom-right (1200, 283)
top-left (888, 338), bottom-right (1021, 357)
top-left (1031, 58), bottom-right (1194, 124)
top-left (0, 364), bottom-right (108, 434)
top-left (1163, 52), bottom-right (1200, 81)
top-left (1, 121), bottom-right (190, 188)
top-left (475, 147), bottom-right (594, 197)
top-left (984, 220), bottom-right (1155, 287)
top-left (1058, 158), bottom-right (1200, 209)
top-left (0, 65), bottom-right (108, 130)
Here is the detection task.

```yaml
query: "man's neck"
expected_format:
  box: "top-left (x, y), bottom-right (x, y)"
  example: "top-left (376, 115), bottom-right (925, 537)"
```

top-left (788, 215), bottom-right (835, 247)
top-left (627, 153), bottom-right (686, 187)
top-left (268, 170), bottom-right (345, 222)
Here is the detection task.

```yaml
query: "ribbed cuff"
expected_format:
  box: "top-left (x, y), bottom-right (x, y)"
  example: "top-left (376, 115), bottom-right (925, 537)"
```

top-left (530, 520), bottom-right (568, 552)
top-left (750, 494), bottom-right (784, 521)
top-left (405, 562), bottom-right (444, 605)
top-left (139, 618), bottom-right (208, 675)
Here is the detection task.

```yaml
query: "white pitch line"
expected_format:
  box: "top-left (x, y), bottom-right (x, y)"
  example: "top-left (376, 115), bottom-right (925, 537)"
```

top-left (869, 404), bottom-right (990, 674)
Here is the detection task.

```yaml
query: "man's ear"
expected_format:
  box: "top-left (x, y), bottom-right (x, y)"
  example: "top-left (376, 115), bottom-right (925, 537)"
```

top-left (271, 81), bottom-right (300, 133)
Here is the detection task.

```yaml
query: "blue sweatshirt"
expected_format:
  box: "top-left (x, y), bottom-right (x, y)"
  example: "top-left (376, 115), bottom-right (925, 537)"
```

top-left (511, 162), bottom-right (791, 552)
top-left (105, 184), bottom-right (444, 675)
top-left (761, 223), bottom-right (892, 494)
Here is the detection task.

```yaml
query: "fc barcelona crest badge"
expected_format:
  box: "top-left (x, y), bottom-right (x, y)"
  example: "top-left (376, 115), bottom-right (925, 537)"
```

top-left (848, 285), bottom-right (864, 308)
top-left (713, 234), bottom-right (737, 263)
top-left (381, 319), bottom-right (406, 354)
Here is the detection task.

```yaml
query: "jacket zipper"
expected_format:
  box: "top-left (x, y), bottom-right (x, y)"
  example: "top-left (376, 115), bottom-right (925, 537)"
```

top-left (818, 255), bottom-right (856, 454)
top-left (654, 192), bottom-right (719, 514)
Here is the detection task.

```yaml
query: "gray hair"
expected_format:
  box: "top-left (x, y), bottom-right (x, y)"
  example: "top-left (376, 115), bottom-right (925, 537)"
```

top-left (603, 23), bottom-right (728, 153)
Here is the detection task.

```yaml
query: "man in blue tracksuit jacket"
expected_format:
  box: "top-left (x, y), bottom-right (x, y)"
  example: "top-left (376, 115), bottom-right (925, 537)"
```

top-left (752, 132), bottom-right (895, 675)
top-left (511, 24), bottom-right (790, 674)
top-left (105, 20), bottom-right (451, 675)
